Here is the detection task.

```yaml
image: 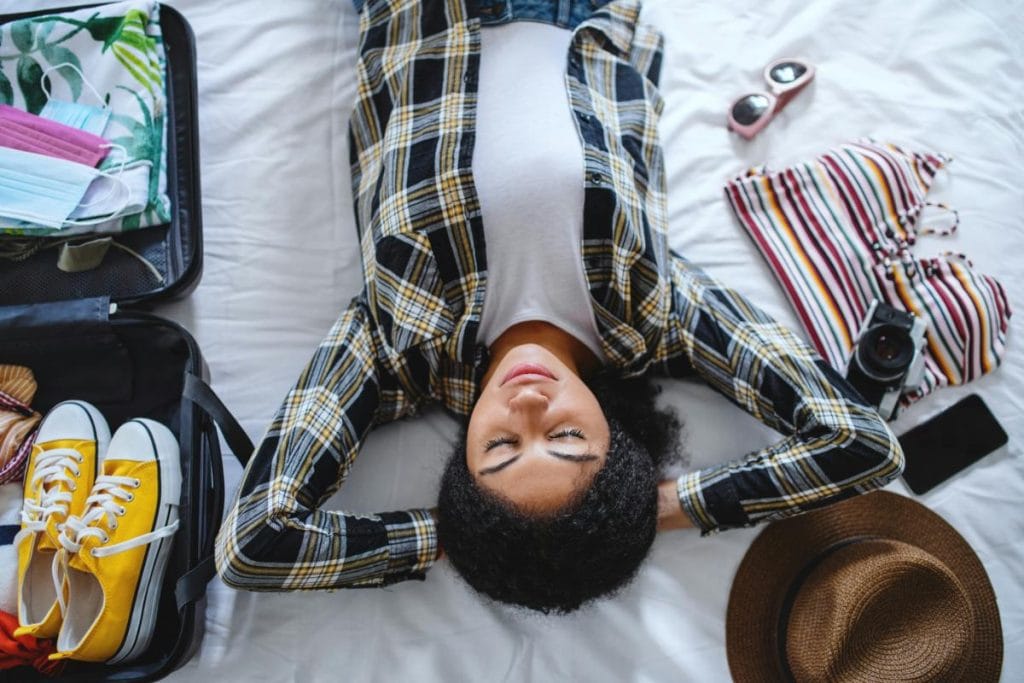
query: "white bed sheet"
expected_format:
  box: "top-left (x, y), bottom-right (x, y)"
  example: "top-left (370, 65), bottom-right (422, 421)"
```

top-left (6, 0), bottom-right (1022, 680)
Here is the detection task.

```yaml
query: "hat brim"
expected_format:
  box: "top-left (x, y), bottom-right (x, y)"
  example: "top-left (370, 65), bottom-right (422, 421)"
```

top-left (726, 491), bottom-right (1002, 682)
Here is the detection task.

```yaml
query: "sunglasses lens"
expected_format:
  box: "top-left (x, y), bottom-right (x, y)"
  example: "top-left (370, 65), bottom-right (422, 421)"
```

top-left (731, 94), bottom-right (771, 125)
top-left (769, 61), bottom-right (808, 84)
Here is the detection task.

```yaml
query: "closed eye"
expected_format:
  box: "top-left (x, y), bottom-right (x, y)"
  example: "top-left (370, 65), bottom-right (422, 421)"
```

top-left (477, 429), bottom-right (594, 476)
top-left (484, 435), bottom-right (518, 452)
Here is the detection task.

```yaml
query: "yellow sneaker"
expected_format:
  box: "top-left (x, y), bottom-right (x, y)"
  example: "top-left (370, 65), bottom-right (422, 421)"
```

top-left (51, 418), bottom-right (181, 664)
top-left (13, 401), bottom-right (110, 640)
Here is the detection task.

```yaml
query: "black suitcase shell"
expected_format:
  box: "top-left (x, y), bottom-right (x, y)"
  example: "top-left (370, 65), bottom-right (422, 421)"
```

top-left (0, 4), bottom-right (246, 681)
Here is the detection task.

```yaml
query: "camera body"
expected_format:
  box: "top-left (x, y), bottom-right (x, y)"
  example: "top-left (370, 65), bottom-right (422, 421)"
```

top-left (845, 300), bottom-right (927, 420)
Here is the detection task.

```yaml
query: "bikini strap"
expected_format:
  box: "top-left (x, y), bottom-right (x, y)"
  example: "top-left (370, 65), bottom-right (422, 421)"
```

top-left (917, 201), bottom-right (960, 236)
top-left (922, 252), bottom-right (974, 278)
top-left (939, 250), bottom-right (973, 267)
top-left (897, 201), bottom-right (959, 241)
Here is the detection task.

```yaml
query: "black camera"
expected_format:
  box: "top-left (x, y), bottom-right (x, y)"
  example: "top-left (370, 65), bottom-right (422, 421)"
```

top-left (845, 300), bottom-right (927, 420)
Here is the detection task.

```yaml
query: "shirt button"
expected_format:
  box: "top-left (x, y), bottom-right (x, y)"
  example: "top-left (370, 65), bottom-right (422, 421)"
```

top-left (589, 172), bottom-right (604, 184)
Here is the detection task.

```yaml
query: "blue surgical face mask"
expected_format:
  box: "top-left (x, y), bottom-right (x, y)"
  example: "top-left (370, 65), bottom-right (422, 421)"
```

top-left (40, 99), bottom-right (112, 137)
top-left (0, 146), bottom-right (128, 230)
top-left (38, 61), bottom-right (112, 136)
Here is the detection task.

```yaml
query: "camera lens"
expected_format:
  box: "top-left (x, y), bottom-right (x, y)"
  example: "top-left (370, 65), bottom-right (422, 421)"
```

top-left (855, 323), bottom-right (915, 381)
top-left (873, 332), bottom-right (903, 361)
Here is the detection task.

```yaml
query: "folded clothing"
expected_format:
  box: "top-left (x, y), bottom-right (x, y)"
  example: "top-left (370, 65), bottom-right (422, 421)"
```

top-left (0, 608), bottom-right (62, 677)
top-left (0, 482), bottom-right (22, 618)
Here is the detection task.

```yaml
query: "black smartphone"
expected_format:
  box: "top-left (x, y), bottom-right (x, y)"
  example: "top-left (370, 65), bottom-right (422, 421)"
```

top-left (899, 394), bottom-right (1008, 495)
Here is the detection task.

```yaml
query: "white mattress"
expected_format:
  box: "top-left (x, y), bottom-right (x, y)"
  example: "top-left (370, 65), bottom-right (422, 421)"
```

top-left (7, 0), bottom-right (1022, 680)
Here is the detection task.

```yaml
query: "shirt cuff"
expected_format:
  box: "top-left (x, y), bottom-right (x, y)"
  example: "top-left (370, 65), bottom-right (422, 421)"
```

top-left (677, 466), bottom-right (748, 535)
top-left (380, 509), bottom-right (438, 579)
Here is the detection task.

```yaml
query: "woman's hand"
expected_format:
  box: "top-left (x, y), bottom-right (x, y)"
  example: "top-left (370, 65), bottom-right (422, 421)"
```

top-left (657, 479), bottom-right (694, 531)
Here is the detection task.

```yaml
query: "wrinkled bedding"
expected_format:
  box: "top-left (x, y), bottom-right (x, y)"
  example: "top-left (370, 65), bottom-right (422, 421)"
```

top-left (6, 0), bottom-right (1020, 679)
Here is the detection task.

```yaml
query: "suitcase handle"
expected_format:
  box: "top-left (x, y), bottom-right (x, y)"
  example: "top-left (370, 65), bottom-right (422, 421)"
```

top-left (176, 374), bottom-right (254, 610)
top-left (183, 373), bottom-right (254, 466)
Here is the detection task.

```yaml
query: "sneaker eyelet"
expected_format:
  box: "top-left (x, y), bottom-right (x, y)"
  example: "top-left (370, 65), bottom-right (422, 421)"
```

top-left (90, 549), bottom-right (98, 557)
top-left (101, 533), bottom-right (110, 543)
top-left (73, 468), bottom-right (81, 477)
top-left (69, 483), bottom-right (77, 492)
top-left (133, 479), bottom-right (141, 488)
top-left (127, 493), bottom-right (135, 502)
top-left (110, 521), bottom-right (118, 530)
top-left (119, 506), bottom-right (126, 516)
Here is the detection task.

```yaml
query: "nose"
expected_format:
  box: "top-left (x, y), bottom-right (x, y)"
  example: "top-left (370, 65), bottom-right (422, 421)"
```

top-left (509, 387), bottom-right (549, 414)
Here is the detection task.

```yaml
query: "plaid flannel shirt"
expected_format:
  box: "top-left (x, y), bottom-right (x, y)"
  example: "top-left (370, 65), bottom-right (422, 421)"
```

top-left (216, 0), bottom-right (903, 591)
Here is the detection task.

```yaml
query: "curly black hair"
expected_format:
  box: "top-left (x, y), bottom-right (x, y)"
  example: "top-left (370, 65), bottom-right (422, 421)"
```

top-left (436, 374), bottom-right (682, 614)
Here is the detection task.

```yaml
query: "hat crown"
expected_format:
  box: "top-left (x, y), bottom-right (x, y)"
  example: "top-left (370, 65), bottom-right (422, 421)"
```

top-left (785, 538), bottom-right (975, 682)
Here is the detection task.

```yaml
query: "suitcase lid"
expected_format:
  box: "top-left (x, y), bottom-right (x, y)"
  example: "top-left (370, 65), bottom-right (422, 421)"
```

top-left (0, 3), bottom-right (202, 309)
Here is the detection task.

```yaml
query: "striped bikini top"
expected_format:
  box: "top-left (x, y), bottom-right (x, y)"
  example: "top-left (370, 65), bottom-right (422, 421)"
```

top-left (724, 139), bottom-right (1011, 407)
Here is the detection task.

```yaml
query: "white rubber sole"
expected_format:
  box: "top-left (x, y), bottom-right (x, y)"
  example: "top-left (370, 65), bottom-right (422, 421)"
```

top-left (106, 418), bottom-right (181, 665)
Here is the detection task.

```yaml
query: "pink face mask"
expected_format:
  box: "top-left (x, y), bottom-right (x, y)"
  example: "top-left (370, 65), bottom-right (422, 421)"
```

top-left (0, 104), bottom-right (109, 168)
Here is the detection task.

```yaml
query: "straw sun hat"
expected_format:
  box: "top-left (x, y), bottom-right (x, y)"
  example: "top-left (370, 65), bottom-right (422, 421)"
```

top-left (726, 491), bottom-right (1002, 682)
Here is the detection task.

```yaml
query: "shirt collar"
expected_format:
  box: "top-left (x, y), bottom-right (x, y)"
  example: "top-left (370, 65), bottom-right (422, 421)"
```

top-left (576, 0), bottom-right (641, 58)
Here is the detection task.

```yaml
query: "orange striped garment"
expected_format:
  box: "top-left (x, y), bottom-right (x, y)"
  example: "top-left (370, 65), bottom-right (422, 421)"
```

top-left (725, 139), bottom-right (1011, 406)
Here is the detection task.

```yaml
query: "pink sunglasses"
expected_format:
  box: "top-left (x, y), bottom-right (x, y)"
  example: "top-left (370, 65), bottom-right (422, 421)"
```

top-left (727, 58), bottom-right (816, 140)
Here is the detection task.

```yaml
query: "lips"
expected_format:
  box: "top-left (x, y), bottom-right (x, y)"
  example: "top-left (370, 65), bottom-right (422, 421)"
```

top-left (501, 362), bottom-right (557, 386)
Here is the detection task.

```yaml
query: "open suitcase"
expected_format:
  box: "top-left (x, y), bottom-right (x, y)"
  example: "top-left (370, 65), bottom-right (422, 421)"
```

top-left (0, 3), bottom-right (250, 680)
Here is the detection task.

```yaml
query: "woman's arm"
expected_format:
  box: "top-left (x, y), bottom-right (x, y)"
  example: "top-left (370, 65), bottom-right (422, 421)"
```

top-left (215, 298), bottom-right (438, 590)
top-left (657, 480), bottom-right (694, 530)
top-left (653, 253), bottom-right (904, 534)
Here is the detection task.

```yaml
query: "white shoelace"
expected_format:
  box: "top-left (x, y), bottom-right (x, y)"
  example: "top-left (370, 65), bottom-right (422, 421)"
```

top-left (13, 448), bottom-right (84, 548)
top-left (52, 474), bottom-right (179, 615)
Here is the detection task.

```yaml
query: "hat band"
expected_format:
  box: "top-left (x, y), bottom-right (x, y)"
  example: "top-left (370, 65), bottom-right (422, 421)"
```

top-left (775, 534), bottom-right (880, 682)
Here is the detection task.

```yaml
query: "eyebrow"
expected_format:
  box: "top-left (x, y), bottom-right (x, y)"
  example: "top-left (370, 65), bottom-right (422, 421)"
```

top-left (477, 451), bottom-right (599, 476)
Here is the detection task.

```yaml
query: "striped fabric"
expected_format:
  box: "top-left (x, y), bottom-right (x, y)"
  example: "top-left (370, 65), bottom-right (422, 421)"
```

top-left (0, 366), bottom-right (40, 484)
top-left (725, 139), bottom-right (1011, 405)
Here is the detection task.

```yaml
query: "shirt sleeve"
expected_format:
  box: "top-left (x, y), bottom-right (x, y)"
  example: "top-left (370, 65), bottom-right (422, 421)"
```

top-left (653, 253), bottom-right (905, 534)
top-left (215, 298), bottom-right (438, 590)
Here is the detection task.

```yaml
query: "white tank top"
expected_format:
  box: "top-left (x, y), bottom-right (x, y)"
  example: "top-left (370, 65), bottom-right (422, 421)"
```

top-left (473, 21), bottom-right (605, 361)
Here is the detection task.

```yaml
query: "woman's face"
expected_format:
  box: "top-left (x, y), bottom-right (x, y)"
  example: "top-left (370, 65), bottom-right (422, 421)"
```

top-left (466, 344), bottom-right (610, 513)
